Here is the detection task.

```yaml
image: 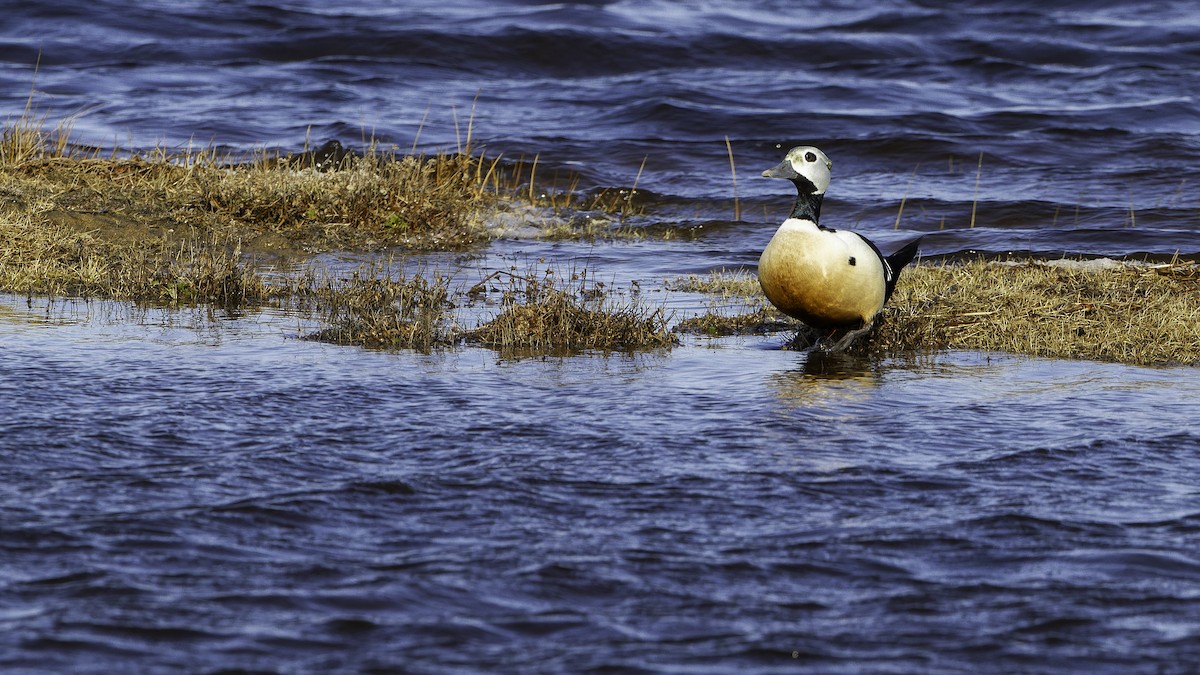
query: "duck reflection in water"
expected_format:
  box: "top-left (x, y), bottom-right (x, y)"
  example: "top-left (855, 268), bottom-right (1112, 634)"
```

top-left (768, 349), bottom-right (881, 408)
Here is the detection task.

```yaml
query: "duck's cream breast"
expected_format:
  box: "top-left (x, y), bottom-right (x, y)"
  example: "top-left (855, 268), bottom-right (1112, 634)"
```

top-left (757, 219), bottom-right (886, 329)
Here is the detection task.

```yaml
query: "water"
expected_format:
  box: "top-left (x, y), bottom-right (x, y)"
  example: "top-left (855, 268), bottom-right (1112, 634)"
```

top-left (5, 0), bottom-right (1199, 257)
top-left (3, 1), bottom-right (1200, 672)
top-left (3, 301), bottom-right (1199, 672)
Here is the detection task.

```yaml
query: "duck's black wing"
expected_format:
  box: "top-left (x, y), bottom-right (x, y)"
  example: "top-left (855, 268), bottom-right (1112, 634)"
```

top-left (881, 237), bottom-right (922, 302)
top-left (855, 234), bottom-right (923, 304)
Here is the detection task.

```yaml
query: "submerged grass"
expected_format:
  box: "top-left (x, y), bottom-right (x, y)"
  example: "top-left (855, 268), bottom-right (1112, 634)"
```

top-left (0, 213), bottom-right (269, 306)
top-left (496, 154), bottom-right (650, 220)
top-left (668, 269), bottom-right (794, 336)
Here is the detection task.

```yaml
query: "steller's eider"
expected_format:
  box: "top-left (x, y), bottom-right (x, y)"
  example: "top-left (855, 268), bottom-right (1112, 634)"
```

top-left (758, 145), bottom-right (921, 350)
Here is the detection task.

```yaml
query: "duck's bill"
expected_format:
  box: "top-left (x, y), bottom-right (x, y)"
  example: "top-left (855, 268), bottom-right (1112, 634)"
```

top-left (762, 160), bottom-right (799, 179)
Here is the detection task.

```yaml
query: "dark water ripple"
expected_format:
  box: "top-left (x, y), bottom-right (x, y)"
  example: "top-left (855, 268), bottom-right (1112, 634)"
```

top-left (1, 1), bottom-right (1198, 257)
top-left (3, 1), bottom-right (1200, 671)
top-left (1, 309), bottom-right (1199, 672)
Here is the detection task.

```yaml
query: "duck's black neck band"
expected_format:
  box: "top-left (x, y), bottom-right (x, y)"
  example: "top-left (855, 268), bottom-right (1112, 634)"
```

top-left (789, 186), bottom-right (823, 224)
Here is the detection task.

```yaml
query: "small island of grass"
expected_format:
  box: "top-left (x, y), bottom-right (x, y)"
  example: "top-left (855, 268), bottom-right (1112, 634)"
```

top-left (3, 107), bottom-right (1198, 364)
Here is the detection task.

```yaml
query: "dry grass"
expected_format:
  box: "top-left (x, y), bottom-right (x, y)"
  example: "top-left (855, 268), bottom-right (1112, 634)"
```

top-left (874, 260), bottom-right (1200, 365)
top-left (300, 264), bottom-right (456, 352)
top-left (7, 101), bottom-right (1200, 364)
top-left (467, 267), bottom-right (676, 354)
top-left (0, 212), bottom-right (269, 306)
top-left (677, 262), bottom-right (1200, 365)
top-left (0, 92), bottom-right (84, 165)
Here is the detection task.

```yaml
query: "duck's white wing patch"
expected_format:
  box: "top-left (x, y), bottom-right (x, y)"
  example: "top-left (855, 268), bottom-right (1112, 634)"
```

top-left (831, 230), bottom-right (887, 276)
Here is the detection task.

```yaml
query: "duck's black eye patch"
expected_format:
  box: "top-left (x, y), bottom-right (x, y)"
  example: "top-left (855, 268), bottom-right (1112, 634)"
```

top-left (848, 256), bottom-right (856, 266)
top-left (804, 151), bottom-right (817, 162)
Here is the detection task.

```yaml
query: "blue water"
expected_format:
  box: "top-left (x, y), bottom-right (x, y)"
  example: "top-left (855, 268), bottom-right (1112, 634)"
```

top-left (5, 0), bottom-right (1199, 257)
top-left (2, 301), bottom-right (1200, 673)
top-left (3, 2), bottom-right (1200, 672)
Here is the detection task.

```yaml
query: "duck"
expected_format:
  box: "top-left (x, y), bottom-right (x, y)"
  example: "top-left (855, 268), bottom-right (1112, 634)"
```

top-left (757, 145), bottom-right (922, 350)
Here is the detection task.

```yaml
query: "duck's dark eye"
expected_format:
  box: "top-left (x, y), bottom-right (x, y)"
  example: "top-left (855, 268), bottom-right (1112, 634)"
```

top-left (804, 151), bottom-right (817, 163)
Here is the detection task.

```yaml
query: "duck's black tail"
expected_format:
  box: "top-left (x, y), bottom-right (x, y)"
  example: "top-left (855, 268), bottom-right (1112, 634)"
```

top-left (882, 237), bottom-right (922, 303)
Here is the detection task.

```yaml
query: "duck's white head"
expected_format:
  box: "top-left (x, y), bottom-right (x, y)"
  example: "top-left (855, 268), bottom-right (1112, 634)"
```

top-left (762, 146), bottom-right (832, 196)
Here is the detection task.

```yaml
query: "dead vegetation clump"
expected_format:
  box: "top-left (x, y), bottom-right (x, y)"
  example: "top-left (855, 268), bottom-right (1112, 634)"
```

top-left (296, 265), bottom-right (676, 354)
top-left (466, 268), bottom-right (676, 354)
top-left (301, 265), bottom-right (456, 352)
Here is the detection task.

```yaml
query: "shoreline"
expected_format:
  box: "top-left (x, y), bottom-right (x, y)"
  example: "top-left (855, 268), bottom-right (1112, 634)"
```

top-left (673, 260), bottom-right (1200, 366)
top-left (3, 124), bottom-right (1198, 365)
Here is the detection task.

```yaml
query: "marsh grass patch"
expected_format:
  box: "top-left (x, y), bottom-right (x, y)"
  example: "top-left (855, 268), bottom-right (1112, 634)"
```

top-left (8, 101), bottom-right (1200, 363)
top-left (872, 259), bottom-right (1200, 365)
top-left (1, 103), bottom-right (674, 259)
top-left (466, 266), bottom-right (676, 355)
top-left (669, 269), bottom-right (799, 336)
top-left (677, 260), bottom-right (1200, 365)
top-left (0, 94), bottom-right (518, 255)
top-left (300, 264), bottom-right (456, 352)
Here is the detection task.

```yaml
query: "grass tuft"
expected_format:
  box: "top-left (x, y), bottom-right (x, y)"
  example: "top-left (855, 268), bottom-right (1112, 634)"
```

top-left (302, 264), bottom-right (456, 352)
top-left (468, 267), bottom-right (676, 354)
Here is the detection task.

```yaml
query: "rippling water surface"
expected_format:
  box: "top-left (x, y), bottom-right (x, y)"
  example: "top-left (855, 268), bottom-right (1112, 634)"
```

top-left (3, 300), bottom-right (1200, 672)
top-left (4, 0), bottom-right (1199, 256)
top-left (3, 1), bottom-right (1200, 672)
